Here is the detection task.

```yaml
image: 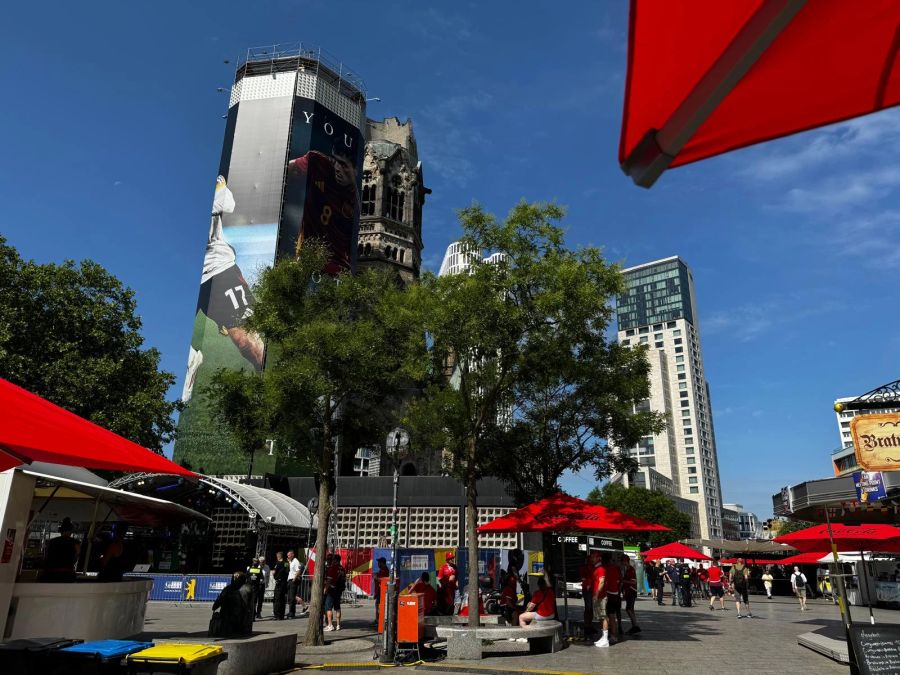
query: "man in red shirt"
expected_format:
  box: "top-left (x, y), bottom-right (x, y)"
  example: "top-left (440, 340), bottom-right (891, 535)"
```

top-left (707, 557), bottom-right (726, 611)
top-left (499, 572), bottom-right (520, 625)
top-left (602, 552), bottom-right (622, 645)
top-left (410, 572), bottom-right (437, 615)
top-left (437, 552), bottom-right (458, 615)
top-left (518, 576), bottom-right (556, 626)
top-left (373, 557), bottom-right (389, 624)
top-left (590, 551), bottom-right (611, 648)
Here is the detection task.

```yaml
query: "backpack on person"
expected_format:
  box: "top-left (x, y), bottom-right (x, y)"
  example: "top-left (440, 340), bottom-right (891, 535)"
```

top-left (793, 572), bottom-right (807, 589)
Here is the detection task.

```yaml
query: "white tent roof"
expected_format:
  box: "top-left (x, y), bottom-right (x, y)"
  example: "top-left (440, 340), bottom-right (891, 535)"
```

top-left (206, 477), bottom-right (315, 528)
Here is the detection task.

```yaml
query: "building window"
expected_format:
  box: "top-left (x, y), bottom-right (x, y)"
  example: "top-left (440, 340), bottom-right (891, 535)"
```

top-left (677, 365), bottom-right (685, 372)
top-left (653, 324), bottom-right (663, 331)
top-left (385, 182), bottom-right (405, 221)
top-left (655, 342), bottom-right (663, 349)
top-left (622, 339), bottom-right (630, 346)
top-left (686, 447), bottom-right (694, 455)
top-left (626, 329), bottom-right (635, 336)
top-left (689, 477), bottom-right (698, 484)
top-left (654, 333), bottom-right (663, 340)
top-left (688, 467), bottom-right (697, 473)
top-left (639, 327), bottom-right (649, 334)
top-left (667, 321), bottom-right (676, 328)
top-left (674, 338), bottom-right (683, 345)
top-left (684, 427), bottom-right (692, 435)
top-left (689, 486), bottom-right (699, 494)
top-left (681, 400), bottom-right (690, 408)
top-left (672, 329), bottom-right (681, 337)
top-left (680, 392), bottom-right (688, 398)
top-left (676, 355), bottom-right (684, 363)
top-left (678, 373), bottom-right (686, 380)
top-left (682, 409), bottom-right (691, 417)
top-left (679, 382), bottom-right (687, 390)
top-left (361, 183), bottom-right (376, 216)
top-left (675, 347), bottom-right (683, 353)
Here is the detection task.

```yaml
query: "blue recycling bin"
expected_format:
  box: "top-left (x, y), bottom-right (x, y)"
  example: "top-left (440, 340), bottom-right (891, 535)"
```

top-left (51, 640), bottom-right (155, 674)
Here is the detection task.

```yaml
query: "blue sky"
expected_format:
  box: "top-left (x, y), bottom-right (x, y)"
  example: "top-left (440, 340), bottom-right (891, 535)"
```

top-left (3, 2), bottom-right (898, 519)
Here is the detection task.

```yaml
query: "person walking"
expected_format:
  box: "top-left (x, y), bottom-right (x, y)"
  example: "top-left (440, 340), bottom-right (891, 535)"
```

top-left (730, 558), bottom-right (753, 618)
top-left (707, 558), bottom-right (726, 611)
top-left (620, 555), bottom-right (641, 634)
top-left (373, 557), bottom-right (389, 624)
top-left (324, 553), bottom-right (346, 631)
top-left (791, 566), bottom-right (809, 611)
top-left (286, 550), bottom-right (302, 619)
top-left (247, 557), bottom-right (264, 619)
top-left (762, 568), bottom-right (774, 600)
top-left (272, 551), bottom-right (288, 620)
top-left (256, 556), bottom-right (270, 617)
top-left (646, 560), bottom-right (658, 601)
top-left (591, 551), bottom-right (611, 648)
top-left (698, 563), bottom-right (710, 599)
top-left (656, 561), bottom-right (668, 605)
top-left (664, 560), bottom-right (678, 606)
top-left (602, 552), bottom-right (621, 645)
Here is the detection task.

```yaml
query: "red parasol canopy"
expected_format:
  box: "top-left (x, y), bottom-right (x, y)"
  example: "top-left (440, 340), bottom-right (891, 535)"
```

top-left (778, 551), bottom-right (832, 566)
top-left (774, 523), bottom-right (900, 553)
top-left (720, 557), bottom-right (788, 565)
top-left (477, 492), bottom-right (669, 533)
top-left (620, 0), bottom-right (900, 187)
top-left (643, 542), bottom-right (711, 561)
top-left (0, 378), bottom-right (195, 477)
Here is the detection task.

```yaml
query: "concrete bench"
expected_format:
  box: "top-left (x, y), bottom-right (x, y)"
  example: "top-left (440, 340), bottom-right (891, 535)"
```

top-left (423, 614), bottom-right (505, 639)
top-left (153, 633), bottom-right (297, 675)
top-left (435, 621), bottom-right (562, 660)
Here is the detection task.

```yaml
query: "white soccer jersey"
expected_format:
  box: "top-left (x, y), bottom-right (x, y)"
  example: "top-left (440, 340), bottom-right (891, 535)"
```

top-left (202, 177), bottom-right (237, 283)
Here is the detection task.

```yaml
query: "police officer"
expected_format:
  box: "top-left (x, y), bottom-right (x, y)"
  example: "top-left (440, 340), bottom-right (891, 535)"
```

top-left (247, 556), bottom-right (264, 619)
top-left (272, 551), bottom-right (288, 620)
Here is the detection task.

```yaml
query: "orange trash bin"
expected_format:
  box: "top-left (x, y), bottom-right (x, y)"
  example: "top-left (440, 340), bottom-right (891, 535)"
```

top-left (397, 593), bottom-right (425, 644)
top-left (377, 577), bottom-right (399, 634)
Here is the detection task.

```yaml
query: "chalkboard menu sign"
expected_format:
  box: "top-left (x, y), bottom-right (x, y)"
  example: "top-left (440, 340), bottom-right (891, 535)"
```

top-left (849, 624), bottom-right (900, 675)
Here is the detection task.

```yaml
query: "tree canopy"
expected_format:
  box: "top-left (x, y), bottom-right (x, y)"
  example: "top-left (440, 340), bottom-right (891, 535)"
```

top-left (205, 241), bottom-right (423, 646)
top-left (587, 483), bottom-right (692, 547)
top-left (0, 235), bottom-right (179, 450)
top-left (405, 201), bottom-right (661, 625)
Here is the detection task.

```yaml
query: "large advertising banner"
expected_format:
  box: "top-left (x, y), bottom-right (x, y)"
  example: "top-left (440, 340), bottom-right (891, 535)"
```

top-left (175, 94), bottom-right (293, 473)
top-left (278, 96), bottom-right (365, 275)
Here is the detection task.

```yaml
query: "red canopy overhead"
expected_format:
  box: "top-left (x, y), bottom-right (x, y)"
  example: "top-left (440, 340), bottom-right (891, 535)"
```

top-left (620, 0), bottom-right (900, 187)
top-left (778, 551), bottom-right (832, 566)
top-left (477, 492), bottom-right (669, 533)
top-left (0, 378), bottom-right (195, 477)
top-left (643, 542), bottom-right (711, 561)
top-left (774, 523), bottom-right (900, 553)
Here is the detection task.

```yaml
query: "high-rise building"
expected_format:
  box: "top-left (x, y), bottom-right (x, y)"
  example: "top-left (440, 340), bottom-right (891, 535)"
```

top-left (613, 256), bottom-right (724, 539)
top-left (722, 503), bottom-right (761, 539)
top-left (357, 118), bottom-right (430, 286)
top-left (174, 43), bottom-right (368, 475)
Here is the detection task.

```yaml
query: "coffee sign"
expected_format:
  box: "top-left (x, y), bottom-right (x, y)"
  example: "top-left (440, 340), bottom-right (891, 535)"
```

top-left (852, 413), bottom-right (900, 472)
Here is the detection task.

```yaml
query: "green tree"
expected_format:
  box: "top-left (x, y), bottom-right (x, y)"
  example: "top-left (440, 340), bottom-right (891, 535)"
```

top-left (206, 241), bottom-right (423, 646)
top-left (204, 369), bottom-right (270, 479)
top-left (587, 483), bottom-right (692, 547)
top-left (0, 235), bottom-right (179, 450)
top-left (405, 201), bottom-right (660, 626)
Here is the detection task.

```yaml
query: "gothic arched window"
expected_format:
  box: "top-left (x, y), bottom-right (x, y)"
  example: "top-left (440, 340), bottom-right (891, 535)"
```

top-left (385, 175), bottom-right (405, 221)
top-left (361, 183), bottom-right (375, 216)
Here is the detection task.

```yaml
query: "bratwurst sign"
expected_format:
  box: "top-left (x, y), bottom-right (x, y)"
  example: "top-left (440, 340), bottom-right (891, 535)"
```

top-left (851, 413), bottom-right (900, 471)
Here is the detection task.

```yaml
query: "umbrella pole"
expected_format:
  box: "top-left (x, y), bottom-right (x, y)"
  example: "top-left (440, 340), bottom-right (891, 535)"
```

top-left (824, 508), bottom-right (859, 675)
top-left (859, 550), bottom-right (874, 625)
top-left (561, 539), bottom-right (570, 636)
top-left (81, 494), bottom-right (102, 573)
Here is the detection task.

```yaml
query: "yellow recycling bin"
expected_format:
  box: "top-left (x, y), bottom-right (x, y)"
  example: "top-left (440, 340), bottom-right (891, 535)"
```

top-left (126, 644), bottom-right (227, 675)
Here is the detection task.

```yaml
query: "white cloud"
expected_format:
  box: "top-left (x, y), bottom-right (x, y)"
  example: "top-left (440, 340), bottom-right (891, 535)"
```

top-left (778, 166), bottom-right (900, 213)
top-left (703, 292), bottom-right (846, 342)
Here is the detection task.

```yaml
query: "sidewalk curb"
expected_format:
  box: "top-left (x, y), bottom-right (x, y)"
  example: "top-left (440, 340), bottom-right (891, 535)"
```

top-left (414, 664), bottom-right (592, 675)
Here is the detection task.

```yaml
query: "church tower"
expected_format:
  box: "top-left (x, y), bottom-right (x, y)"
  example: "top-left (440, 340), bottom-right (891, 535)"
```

top-left (357, 118), bottom-right (430, 285)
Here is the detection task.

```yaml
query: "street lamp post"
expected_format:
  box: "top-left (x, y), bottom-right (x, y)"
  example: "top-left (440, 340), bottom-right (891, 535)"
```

top-left (381, 427), bottom-right (408, 664)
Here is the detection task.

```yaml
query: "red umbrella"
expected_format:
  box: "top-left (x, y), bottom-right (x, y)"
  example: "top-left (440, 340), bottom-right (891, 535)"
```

top-left (774, 523), bottom-right (900, 553)
top-left (0, 378), bottom-right (195, 477)
top-left (477, 492), bottom-right (669, 533)
top-left (778, 551), bottom-right (831, 566)
top-left (620, 1), bottom-right (900, 187)
top-left (643, 542), bottom-right (711, 561)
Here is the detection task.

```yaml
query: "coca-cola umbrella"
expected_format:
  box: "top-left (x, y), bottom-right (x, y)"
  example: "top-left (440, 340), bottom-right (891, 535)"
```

top-left (620, 0), bottom-right (900, 187)
top-left (774, 523), bottom-right (900, 553)
top-left (479, 492), bottom-right (669, 633)
top-left (642, 542), bottom-right (711, 561)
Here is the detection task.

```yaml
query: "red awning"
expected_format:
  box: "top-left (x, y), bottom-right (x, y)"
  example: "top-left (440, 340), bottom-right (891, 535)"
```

top-left (774, 523), bottom-right (900, 553)
top-left (778, 551), bottom-right (831, 565)
top-left (643, 542), bottom-right (711, 561)
top-left (620, 0), bottom-right (900, 187)
top-left (477, 492), bottom-right (669, 533)
top-left (0, 378), bottom-right (194, 477)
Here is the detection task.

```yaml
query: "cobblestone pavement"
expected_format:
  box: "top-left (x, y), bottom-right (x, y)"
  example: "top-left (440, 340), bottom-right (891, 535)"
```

top-left (142, 593), bottom-right (900, 674)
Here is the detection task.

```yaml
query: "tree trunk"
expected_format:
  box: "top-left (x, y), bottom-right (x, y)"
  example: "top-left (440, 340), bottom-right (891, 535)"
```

top-left (303, 418), bottom-right (333, 646)
top-left (466, 438), bottom-right (479, 629)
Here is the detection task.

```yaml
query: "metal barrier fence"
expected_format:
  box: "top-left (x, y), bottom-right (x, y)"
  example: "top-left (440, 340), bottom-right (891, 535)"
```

top-left (134, 571), bottom-right (374, 605)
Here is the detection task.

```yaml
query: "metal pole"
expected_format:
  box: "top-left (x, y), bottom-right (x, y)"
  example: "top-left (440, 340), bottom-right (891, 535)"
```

top-left (81, 495), bottom-right (102, 573)
top-left (560, 539), bottom-right (570, 636)
top-left (859, 550), bottom-right (875, 625)
top-left (824, 507), bottom-right (859, 675)
top-left (381, 447), bottom-right (400, 663)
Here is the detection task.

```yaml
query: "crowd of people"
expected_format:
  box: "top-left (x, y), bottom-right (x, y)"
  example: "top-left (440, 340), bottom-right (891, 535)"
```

top-left (210, 550), bottom-right (348, 635)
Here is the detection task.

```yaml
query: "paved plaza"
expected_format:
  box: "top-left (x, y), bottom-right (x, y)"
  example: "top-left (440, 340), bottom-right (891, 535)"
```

top-left (140, 593), bottom-right (900, 674)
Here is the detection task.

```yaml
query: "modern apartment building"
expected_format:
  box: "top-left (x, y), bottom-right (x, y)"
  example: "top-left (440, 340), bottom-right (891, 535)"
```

top-left (614, 256), bottom-right (724, 539)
